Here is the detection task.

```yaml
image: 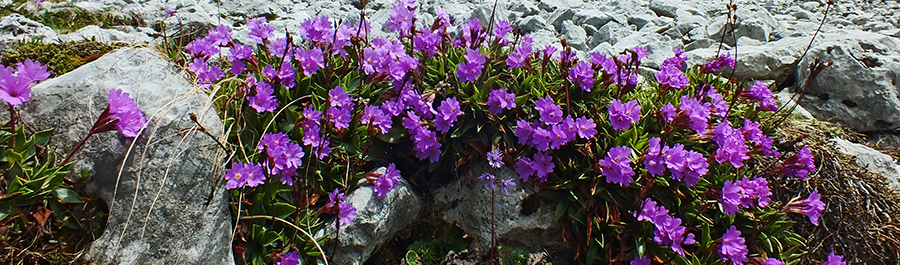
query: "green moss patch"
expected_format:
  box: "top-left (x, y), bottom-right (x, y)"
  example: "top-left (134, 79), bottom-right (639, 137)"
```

top-left (0, 39), bottom-right (126, 77)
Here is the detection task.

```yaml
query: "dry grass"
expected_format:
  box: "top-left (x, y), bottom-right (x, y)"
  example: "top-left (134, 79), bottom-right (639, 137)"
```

top-left (763, 119), bottom-right (900, 264)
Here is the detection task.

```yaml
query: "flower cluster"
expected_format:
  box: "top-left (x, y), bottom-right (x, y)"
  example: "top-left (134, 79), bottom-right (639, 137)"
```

top-left (257, 133), bottom-right (305, 185)
top-left (777, 146), bottom-right (815, 179)
top-left (704, 52), bottom-right (736, 73)
top-left (718, 226), bottom-right (749, 265)
top-left (224, 162), bottom-right (266, 189)
top-left (644, 137), bottom-right (709, 187)
top-left (479, 148), bottom-right (516, 194)
top-left (609, 99), bottom-right (641, 131)
top-left (600, 146), bottom-right (635, 186)
top-left (0, 59), bottom-right (49, 106)
top-left (485, 88), bottom-right (517, 114)
top-left (712, 120), bottom-right (751, 168)
top-left (741, 80), bottom-right (778, 111)
top-left (636, 198), bottom-right (696, 256)
top-left (325, 188), bottom-right (356, 227)
top-left (719, 177), bottom-right (772, 215)
top-left (92, 89), bottom-right (147, 138)
top-left (784, 190), bottom-right (826, 226)
top-left (373, 163), bottom-right (401, 197)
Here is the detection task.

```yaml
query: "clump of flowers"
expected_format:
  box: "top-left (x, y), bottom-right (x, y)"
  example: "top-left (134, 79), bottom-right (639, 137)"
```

top-left (783, 190), bottom-right (826, 226)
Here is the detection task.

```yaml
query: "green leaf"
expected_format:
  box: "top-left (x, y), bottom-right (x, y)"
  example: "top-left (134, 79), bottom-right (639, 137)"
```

top-left (34, 129), bottom-right (53, 146)
top-left (554, 201), bottom-right (567, 219)
top-left (54, 187), bottom-right (84, 203)
top-left (270, 203), bottom-right (296, 219)
top-left (0, 202), bottom-right (11, 221)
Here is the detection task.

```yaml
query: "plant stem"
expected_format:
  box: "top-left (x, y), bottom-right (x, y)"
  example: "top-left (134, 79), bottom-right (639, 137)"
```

top-left (61, 133), bottom-right (92, 166)
top-left (490, 186), bottom-right (496, 264)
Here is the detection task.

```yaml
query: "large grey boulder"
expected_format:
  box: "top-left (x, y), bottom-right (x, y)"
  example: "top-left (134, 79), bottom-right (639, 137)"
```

top-left (832, 138), bottom-right (900, 191)
top-left (797, 30), bottom-right (900, 132)
top-left (320, 176), bottom-right (423, 265)
top-left (0, 14), bottom-right (58, 51)
top-left (684, 36), bottom-right (811, 80)
top-left (16, 48), bottom-right (232, 265)
top-left (434, 163), bottom-right (564, 255)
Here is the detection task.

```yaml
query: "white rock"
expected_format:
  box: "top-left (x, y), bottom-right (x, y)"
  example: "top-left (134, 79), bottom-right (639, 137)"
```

top-left (0, 14), bottom-right (59, 49)
top-left (832, 138), bottom-right (900, 191)
top-left (59, 25), bottom-right (155, 44)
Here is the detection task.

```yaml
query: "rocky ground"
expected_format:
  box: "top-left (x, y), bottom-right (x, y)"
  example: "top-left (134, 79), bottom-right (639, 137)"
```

top-left (2, 0), bottom-right (900, 264)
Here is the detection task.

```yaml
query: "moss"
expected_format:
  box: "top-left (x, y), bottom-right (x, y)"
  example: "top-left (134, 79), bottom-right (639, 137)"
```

top-left (0, 39), bottom-right (126, 77)
top-left (35, 8), bottom-right (141, 34)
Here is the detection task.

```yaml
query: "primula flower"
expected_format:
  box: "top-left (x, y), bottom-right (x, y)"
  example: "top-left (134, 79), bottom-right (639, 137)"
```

top-left (479, 173), bottom-right (496, 190)
top-left (487, 148), bottom-right (504, 168)
top-left (15, 59), bottom-right (49, 84)
top-left (374, 163), bottom-right (401, 197)
top-left (277, 251), bottom-right (300, 265)
top-left (455, 18), bottom-right (484, 48)
top-left (493, 20), bottom-right (513, 39)
top-left (718, 226), bottom-right (749, 265)
top-left (549, 122), bottom-right (575, 150)
top-left (720, 180), bottom-right (743, 215)
top-left (328, 86), bottom-right (353, 109)
top-left (600, 146), bottom-right (635, 186)
top-left (164, 5), bottom-right (176, 17)
top-left (575, 116), bottom-right (597, 139)
top-left (535, 96), bottom-right (563, 125)
top-left (609, 99), bottom-right (642, 131)
top-left (314, 139), bottom-right (332, 159)
top-left (486, 88), bottom-right (517, 114)
top-left (644, 137), bottom-right (666, 176)
top-left (662, 48), bottom-right (688, 68)
top-left (655, 63), bottom-right (689, 90)
top-left (327, 106), bottom-right (352, 129)
top-left (532, 152), bottom-right (554, 182)
top-left (385, 1), bottom-right (415, 36)
top-left (257, 133), bottom-right (304, 180)
top-left (568, 61), bottom-right (595, 91)
top-left (675, 150), bottom-right (708, 186)
top-left (515, 119), bottom-right (534, 146)
top-left (712, 121), bottom-right (750, 168)
top-left (737, 176), bottom-right (772, 208)
top-left (636, 198), bottom-right (669, 223)
top-left (299, 16), bottom-right (334, 43)
top-left (705, 52), bottom-right (735, 73)
top-left (742, 80), bottom-right (778, 111)
top-left (456, 48), bottom-right (485, 83)
top-left (296, 47), bottom-right (325, 76)
top-left (660, 103), bottom-right (677, 123)
top-left (635, 198), bottom-right (695, 256)
top-left (247, 17), bottom-right (274, 44)
top-left (361, 105), bottom-right (392, 133)
top-left (499, 178), bottom-right (515, 194)
top-left (248, 81), bottom-right (278, 113)
top-left (675, 96), bottom-right (711, 135)
top-left (224, 162), bottom-right (266, 188)
top-left (530, 126), bottom-right (552, 151)
top-left (434, 97), bottom-right (463, 133)
top-left (412, 128), bottom-right (441, 162)
top-left (784, 190), bottom-right (825, 226)
top-left (762, 258), bottom-right (784, 265)
top-left (327, 189), bottom-right (356, 227)
top-left (185, 37), bottom-right (218, 58)
top-left (778, 146), bottom-right (815, 178)
top-left (630, 256), bottom-right (650, 265)
top-left (413, 30), bottom-right (441, 57)
top-left (515, 157), bottom-right (535, 182)
top-left (101, 89), bottom-right (147, 138)
top-left (821, 252), bottom-right (845, 265)
top-left (707, 89), bottom-right (728, 118)
top-left (207, 24), bottom-right (233, 47)
top-left (0, 61), bottom-right (45, 106)
top-left (507, 36), bottom-right (533, 69)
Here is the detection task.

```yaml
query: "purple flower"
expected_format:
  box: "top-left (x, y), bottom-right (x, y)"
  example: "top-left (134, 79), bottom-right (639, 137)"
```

top-left (328, 86), bottom-right (353, 109)
top-left (568, 61), bottom-right (595, 91)
top-left (434, 97), bottom-right (463, 133)
top-left (742, 80), bottom-right (778, 111)
top-left (106, 89), bottom-right (147, 137)
top-left (299, 16), bottom-right (334, 43)
top-left (324, 188), bottom-right (346, 209)
top-left (532, 152), bottom-right (554, 182)
top-left (762, 258), bottom-right (784, 265)
top-left (386, 1), bottom-right (415, 36)
top-left (276, 60), bottom-right (296, 88)
top-left (479, 173), bottom-right (496, 190)
top-left (535, 96), bottom-right (563, 125)
top-left (327, 106), bottom-right (352, 129)
top-left (633, 46), bottom-right (649, 61)
top-left (0, 66), bottom-right (31, 106)
top-left (258, 133), bottom-right (304, 180)
top-left (515, 119), bottom-right (534, 146)
top-left (718, 226), bottom-right (748, 265)
top-left (15, 59), bottom-right (49, 84)
top-left (675, 150), bottom-right (708, 186)
top-left (720, 180), bottom-right (743, 215)
top-left (713, 121), bottom-right (750, 168)
top-left (655, 64), bottom-right (689, 90)
top-left (487, 148), bottom-right (504, 168)
top-left (164, 5), bottom-right (176, 17)
top-left (575, 116), bottom-right (597, 139)
top-left (456, 48), bottom-right (485, 84)
top-left (338, 201), bottom-right (356, 227)
top-left (277, 251), bottom-right (300, 265)
top-left (821, 251), bottom-right (845, 265)
top-left (362, 105), bottom-right (392, 133)
top-left (374, 163), bottom-right (401, 197)
top-left (644, 137), bottom-right (666, 176)
top-left (778, 146), bottom-right (815, 179)
top-left (507, 36), bottom-right (533, 69)
top-left (412, 128), bottom-right (442, 162)
top-left (675, 96), bottom-right (711, 135)
top-left (303, 105), bottom-right (323, 125)
top-left (662, 48), bottom-right (688, 68)
top-left (600, 146), bottom-right (635, 186)
top-left (530, 126), bottom-right (552, 151)
top-left (785, 190), bottom-right (825, 226)
top-left (455, 18), bottom-right (484, 48)
top-left (296, 47), bottom-right (325, 76)
top-left (247, 17), bottom-right (274, 44)
top-left (704, 52), bottom-right (735, 73)
top-left (413, 30), bottom-right (441, 57)
top-left (302, 124), bottom-right (322, 147)
top-left (630, 256), bottom-right (650, 265)
top-left (499, 178), bottom-right (515, 194)
top-left (207, 24), bottom-right (233, 47)
top-left (187, 58), bottom-right (224, 88)
top-left (609, 99), bottom-right (642, 131)
top-left (248, 81), bottom-right (278, 113)
top-left (549, 122), bottom-right (574, 150)
top-left (486, 89), bottom-right (517, 114)
top-left (185, 37), bottom-right (218, 58)
top-left (660, 103), bottom-right (677, 123)
top-left (493, 20), bottom-right (513, 39)
top-left (516, 157), bottom-right (535, 182)
top-left (707, 89), bottom-right (728, 118)
top-left (224, 162), bottom-right (266, 188)
top-left (741, 119), bottom-right (763, 144)
top-left (662, 143), bottom-right (687, 175)
top-left (737, 176), bottom-right (772, 208)
top-left (636, 198), bottom-right (669, 223)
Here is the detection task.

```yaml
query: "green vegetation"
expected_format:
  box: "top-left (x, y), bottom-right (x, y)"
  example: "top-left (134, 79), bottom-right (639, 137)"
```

top-left (0, 39), bottom-right (126, 77)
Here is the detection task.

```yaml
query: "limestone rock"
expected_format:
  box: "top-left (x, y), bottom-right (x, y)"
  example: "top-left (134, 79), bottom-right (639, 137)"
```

top-left (832, 138), bottom-right (900, 191)
top-left (17, 47), bottom-right (232, 265)
top-left (561, 20), bottom-right (587, 51)
top-left (320, 177), bottom-right (423, 265)
top-left (797, 30), bottom-right (900, 132)
top-left (434, 163), bottom-right (564, 255)
top-left (59, 25), bottom-right (155, 44)
top-left (0, 14), bottom-right (58, 51)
